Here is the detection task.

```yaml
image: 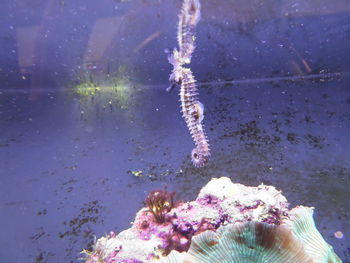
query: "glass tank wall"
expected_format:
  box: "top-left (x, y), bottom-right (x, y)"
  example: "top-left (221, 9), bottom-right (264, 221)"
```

top-left (0, 0), bottom-right (349, 262)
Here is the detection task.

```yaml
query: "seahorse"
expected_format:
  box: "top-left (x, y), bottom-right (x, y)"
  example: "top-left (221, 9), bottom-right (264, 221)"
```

top-left (168, 0), bottom-right (210, 167)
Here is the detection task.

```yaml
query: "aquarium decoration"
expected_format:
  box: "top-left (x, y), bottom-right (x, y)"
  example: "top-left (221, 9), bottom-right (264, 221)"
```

top-left (82, 177), bottom-right (341, 263)
top-left (168, 0), bottom-right (210, 168)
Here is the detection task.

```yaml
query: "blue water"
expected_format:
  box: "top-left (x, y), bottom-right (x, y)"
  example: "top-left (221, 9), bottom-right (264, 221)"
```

top-left (1, 0), bottom-right (349, 262)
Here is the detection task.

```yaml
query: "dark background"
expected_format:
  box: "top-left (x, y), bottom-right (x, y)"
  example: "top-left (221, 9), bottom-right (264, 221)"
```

top-left (0, 0), bottom-right (349, 262)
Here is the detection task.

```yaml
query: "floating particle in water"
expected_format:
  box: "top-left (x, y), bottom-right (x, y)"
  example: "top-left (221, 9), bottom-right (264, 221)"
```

top-left (130, 170), bottom-right (143, 177)
top-left (334, 231), bottom-right (343, 239)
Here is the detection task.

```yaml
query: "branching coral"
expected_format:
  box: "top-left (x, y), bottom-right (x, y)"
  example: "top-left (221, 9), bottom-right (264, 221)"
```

top-left (146, 188), bottom-right (175, 224)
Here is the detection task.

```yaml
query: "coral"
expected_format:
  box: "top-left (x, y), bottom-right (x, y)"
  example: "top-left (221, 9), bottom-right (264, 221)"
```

top-left (83, 177), bottom-right (342, 263)
top-left (162, 206), bottom-right (342, 263)
top-left (168, 0), bottom-right (210, 167)
top-left (164, 222), bottom-right (313, 263)
top-left (287, 206), bottom-right (342, 263)
top-left (146, 188), bottom-right (175, 223)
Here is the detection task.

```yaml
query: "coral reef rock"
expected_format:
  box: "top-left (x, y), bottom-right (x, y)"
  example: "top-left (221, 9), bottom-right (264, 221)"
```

top-left (83, 177), bottom-right (342, 263)
top-left (162, 206), bottom-right (341, 263)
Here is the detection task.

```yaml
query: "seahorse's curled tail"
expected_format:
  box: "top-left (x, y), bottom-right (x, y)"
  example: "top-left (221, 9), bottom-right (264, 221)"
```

top-left (168, 0), bottom-right (210, 167)
top-left (180, 69), bottom-right (210, 167)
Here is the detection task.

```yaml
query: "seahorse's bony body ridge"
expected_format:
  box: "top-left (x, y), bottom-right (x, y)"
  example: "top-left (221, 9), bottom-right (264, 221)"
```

top-left (169, 0), bottom-right (210, 167)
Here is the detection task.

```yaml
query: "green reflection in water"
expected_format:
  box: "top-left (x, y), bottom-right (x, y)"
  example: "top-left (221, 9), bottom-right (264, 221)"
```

top-left (74, 66), bottom-right (135, 110)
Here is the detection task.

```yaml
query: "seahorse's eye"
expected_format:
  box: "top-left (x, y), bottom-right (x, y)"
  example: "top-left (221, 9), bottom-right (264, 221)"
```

top-left (190, 3), bottom-right (196, 14)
